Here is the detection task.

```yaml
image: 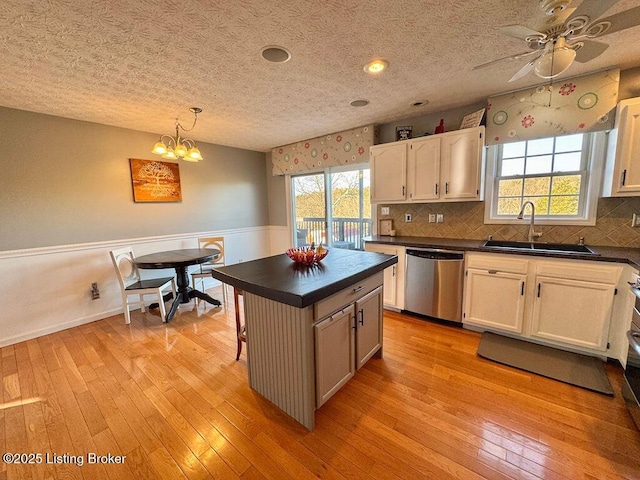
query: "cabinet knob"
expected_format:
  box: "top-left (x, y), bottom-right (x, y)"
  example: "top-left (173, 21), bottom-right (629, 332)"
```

top-left (358, 309), bottom-right (364, 326)
top-left (353, 286), bottom-right (364, 293)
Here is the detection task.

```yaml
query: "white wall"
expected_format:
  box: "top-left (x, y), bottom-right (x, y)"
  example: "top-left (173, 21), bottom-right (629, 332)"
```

top-left (0, 226), bottom-right (290, 347)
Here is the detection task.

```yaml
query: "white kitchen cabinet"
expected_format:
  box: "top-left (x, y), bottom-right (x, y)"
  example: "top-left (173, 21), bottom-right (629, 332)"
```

top-left (370, 142), bottom-right (407, 202)
top-left (463, 252), bottom-right (622, 355)
top-left (314, 276), bottom-right (383, 407)
top-left (370, 127), bottom-right (484, 204)
top-left (364, 243), bottom-right (405, 309)
top-left (465, 269), bottom-right (527, 333)
top-left (530, 276), bottom-right (615, 351)
top-left (602, 97), bottom-right (640, 196)
top-left (355, 286), bottom-right (383, 369)
top-left (441, 128), bottom-right (484, 200)
top-left (314, 307), bottom-right (355, 407)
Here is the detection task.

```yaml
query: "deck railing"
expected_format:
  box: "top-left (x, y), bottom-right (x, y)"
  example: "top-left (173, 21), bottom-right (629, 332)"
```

top-left (295, 217), bottom-right (372, 250)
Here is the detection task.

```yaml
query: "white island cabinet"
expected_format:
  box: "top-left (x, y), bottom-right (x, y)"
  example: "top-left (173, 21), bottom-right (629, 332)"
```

top-left (464, 252), bottom-right (622, 354)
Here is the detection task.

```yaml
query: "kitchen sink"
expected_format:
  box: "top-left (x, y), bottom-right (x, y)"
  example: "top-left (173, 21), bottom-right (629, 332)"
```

top-left (483, 239), bottom-right (599, 255)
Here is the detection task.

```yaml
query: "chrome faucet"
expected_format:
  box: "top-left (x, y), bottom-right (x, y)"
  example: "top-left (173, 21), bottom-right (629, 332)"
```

top-left (517, 201), bottom-right (542, 242)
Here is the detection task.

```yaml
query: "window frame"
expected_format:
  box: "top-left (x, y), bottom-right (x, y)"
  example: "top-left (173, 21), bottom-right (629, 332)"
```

top-left (484, 131), bottom-right (606, 226)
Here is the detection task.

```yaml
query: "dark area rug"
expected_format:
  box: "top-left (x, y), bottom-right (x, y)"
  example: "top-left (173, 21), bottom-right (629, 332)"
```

top-left (477, 332), bottom-right (613, 396)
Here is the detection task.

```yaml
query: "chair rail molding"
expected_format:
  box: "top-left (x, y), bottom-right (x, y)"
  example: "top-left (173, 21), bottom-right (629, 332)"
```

top-left (0, 225), bottom-right (282, 347)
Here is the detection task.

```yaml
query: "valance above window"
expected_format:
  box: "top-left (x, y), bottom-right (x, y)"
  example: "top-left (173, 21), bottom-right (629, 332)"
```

top-left (271, 125), bottom-right (375, 175)
top-left (486, 68), bottom-right (619, 146)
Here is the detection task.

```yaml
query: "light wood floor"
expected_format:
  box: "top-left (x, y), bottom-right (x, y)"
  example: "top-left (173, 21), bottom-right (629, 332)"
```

top-left (2, 285), bottom-right (640, 480)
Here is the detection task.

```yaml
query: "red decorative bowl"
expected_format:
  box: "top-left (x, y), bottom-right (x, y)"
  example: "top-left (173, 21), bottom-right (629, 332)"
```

top-left (286, 247), bottom-right (329, 264)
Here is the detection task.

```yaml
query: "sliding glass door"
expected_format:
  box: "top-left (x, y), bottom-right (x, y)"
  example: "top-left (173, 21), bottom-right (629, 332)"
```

top-left (292, 166), bottom-right (371, 250)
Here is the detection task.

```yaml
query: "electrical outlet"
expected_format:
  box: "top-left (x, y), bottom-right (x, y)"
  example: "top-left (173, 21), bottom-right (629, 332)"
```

top-left (381, 206), bottom-right (390, 215)
top-left (428, 214), bottom-right (436, 223)
top-left (633, 214), bottom-right (640, 227)
top-left (436, 213), bottom-right (444, 223)
top-left (91, 282), bottom-right (100, 300)
top-left (405, 213), bottom-right (412, 222)
top-left (238, 258), bottom-right (244, 263)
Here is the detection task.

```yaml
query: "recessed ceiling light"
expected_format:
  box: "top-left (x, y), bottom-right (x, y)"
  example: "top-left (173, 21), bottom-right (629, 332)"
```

top-left (363, 59), bottom-right (389, 74)
top-left (261, 46), bottom-right (291, 63)
top-left (410, 100), bottom-right (429, 107)
top-left (350, 99), bottom-right (370, 107)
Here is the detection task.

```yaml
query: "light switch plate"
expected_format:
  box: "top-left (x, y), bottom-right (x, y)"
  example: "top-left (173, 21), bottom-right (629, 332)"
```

top-left (405, 213), bottom-right (412, 222)
top-left (428, 214), bottom-right (436, 223)
top-left (436, 214), bottom-right (444, 223)
top-left (381, 206), bottom-right (390, 215)
top-left (633, 214), bottom-right (640, 227)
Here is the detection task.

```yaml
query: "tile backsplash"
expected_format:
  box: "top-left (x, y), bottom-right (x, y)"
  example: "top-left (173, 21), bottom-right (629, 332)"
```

top-left (379, 197), bottom-right (640, 248)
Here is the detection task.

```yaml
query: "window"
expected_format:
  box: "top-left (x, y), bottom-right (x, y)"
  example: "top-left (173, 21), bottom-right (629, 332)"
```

top-left (485, 132), bottom-right (605, 225)
top-left (290, 165), bottom-right (371, 250)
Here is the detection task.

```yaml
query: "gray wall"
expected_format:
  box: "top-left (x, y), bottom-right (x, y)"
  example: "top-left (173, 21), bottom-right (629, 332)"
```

top-left (265, 152), bottom-right (288, 227)
top-left (0, 107), bottom-right (269, 251)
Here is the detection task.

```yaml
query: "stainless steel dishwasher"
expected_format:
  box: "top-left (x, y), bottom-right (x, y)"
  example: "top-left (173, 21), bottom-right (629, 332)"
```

top-left (404, 248), bottom-right (464, 323)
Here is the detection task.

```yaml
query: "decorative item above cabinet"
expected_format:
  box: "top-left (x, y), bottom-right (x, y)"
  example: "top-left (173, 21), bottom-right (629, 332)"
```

top-left (369, 126), bottom-right (485, 204)
top-left (602, 97), bottom-right (640, 197)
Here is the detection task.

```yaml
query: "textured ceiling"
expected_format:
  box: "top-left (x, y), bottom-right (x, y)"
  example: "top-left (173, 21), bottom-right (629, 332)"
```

top-left (2, 0), bottom-right (640, 152)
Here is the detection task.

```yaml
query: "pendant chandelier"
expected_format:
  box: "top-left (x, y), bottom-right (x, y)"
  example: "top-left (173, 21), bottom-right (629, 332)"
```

top-left (152, 107), bottom-right (203, 162)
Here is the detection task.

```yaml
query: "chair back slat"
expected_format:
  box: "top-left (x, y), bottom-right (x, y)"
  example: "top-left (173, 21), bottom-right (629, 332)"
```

top-left (198, 237), bottom-right (225, 267)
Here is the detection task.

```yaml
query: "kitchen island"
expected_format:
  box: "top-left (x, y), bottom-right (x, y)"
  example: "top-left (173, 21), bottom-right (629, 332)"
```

top-left (211, 248), bottom-right (397, 430)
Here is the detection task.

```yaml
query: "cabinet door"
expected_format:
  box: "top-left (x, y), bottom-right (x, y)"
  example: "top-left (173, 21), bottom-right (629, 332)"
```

top-left (370, 143), bottom-right (407, 202)
top-left (364, 244), bottom-right (405, 309)
top-left (440, 128), bottom-right (483, 200)
top-left (314, 307), bottom-right (355, 407)
top-left (355, 286), bottom-right (383, 369)
top-left (408, 136), bottom-right (440, 201)
top-left (613, 100), bottom-right (640, 194)
top-left (464, 268), bottom-right (526, 333)
top-left (530, 276), bottom-right (615, 351)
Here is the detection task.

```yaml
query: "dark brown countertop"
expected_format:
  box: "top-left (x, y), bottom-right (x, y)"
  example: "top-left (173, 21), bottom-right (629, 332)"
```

top-left (363, 235), bottom-right (640, 270)
top-left (210, 248), bottom-right (397, 308)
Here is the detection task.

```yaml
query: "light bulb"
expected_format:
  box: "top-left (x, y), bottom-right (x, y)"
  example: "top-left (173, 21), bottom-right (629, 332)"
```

top-left (162, 148), bottom-right (177, 160)
top-left (187, 146), bottom-right (203, 161)
top-left (152, 141), bottom-right (167, 155)
top-left (174, 142), bottom-right (188, 158)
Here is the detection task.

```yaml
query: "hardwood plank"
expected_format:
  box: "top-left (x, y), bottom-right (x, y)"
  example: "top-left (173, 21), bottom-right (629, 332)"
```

top-left (1, 299), bottom-right (639, 480)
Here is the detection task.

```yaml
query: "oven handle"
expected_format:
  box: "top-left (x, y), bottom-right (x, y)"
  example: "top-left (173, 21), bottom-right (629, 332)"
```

top-left (627, 330), bottom-right (640, 356)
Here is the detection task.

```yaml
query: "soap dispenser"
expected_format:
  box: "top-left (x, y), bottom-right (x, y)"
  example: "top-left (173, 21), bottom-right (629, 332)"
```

top-left (434, 119), bottom-right (445, 134)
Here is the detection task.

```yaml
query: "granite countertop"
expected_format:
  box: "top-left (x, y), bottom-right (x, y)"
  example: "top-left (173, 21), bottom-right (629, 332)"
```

top-left (211, 248), bottom-right (397, 308)
top-left (363, 235), bottom-right (640, 270)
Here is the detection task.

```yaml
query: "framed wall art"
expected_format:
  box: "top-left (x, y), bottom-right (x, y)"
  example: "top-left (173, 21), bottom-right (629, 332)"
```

top-left (129, 158), bottom-right (182, 202)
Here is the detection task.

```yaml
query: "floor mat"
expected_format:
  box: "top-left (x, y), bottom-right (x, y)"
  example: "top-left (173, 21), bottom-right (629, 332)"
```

top-left (477, 332), bottom-right (613, 396)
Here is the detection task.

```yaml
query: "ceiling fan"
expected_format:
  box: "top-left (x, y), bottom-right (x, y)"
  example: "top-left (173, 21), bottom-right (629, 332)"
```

top-left (474, 0), bottom-right (640, 82)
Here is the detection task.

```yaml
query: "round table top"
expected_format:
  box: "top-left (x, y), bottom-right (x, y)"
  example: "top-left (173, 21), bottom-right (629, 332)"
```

top-left (133, 248), bottom-right (220, 269)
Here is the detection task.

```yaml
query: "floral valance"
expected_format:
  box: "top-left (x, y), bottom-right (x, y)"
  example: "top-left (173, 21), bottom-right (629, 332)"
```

top-left (271, 125), bottom-right (375, 175)
top-left (486, 68), bottom-right (619, 146)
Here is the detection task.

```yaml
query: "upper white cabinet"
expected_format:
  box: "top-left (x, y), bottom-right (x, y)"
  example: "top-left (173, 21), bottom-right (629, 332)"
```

top-left (602, 97), bottom-right (640, 196)
top-left (370, 126), bottom-right (484, 204)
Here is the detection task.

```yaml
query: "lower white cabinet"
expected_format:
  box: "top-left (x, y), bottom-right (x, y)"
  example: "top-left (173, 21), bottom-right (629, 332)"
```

top-left (314, 282), bottom-right (383, 407)
top-left (464, 253), bottom-right (622, 354)
top-left (364, 243), bottom-right (405, 309)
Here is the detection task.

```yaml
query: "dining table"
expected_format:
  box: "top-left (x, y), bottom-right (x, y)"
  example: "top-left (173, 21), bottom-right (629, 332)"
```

top-left (133, 248), bottom-right (221, 321)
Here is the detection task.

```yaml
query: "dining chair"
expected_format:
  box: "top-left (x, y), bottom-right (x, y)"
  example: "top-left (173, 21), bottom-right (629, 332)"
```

top-left (110, 247), bottom-right (176, 324)
top-left (234, 287), bottom-right (246, 360)
top-left (191, 236), bottom-right (227, 304)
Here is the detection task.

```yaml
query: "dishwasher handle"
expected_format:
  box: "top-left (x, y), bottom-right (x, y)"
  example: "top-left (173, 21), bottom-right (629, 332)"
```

top-left (406, 249), bottom-right (464, 261)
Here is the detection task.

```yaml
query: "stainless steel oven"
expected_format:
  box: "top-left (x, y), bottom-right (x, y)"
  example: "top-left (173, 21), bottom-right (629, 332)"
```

top-left (622, 288), bottom-right (640, 430)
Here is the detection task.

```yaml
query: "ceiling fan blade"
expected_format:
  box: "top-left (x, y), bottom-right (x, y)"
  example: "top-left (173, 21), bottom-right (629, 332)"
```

top-left (588, 6), bottom-right (640, 37)
top-left (499, 24), bottom-right (546, 40)
top-left (509, 60), bottom-right (536, 82)
top-left (473, 49), bottom-right (542, 70)
top-left (567, 0), bottom-right (618, 24)
top-left (573, 39), bottom-right (609, 62)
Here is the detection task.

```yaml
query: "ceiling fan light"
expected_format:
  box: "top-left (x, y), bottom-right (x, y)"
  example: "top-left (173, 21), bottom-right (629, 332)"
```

top-left (533, 44), bottom-right (576, 79)
top-left (152, 141), bottom-right (167, 155)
